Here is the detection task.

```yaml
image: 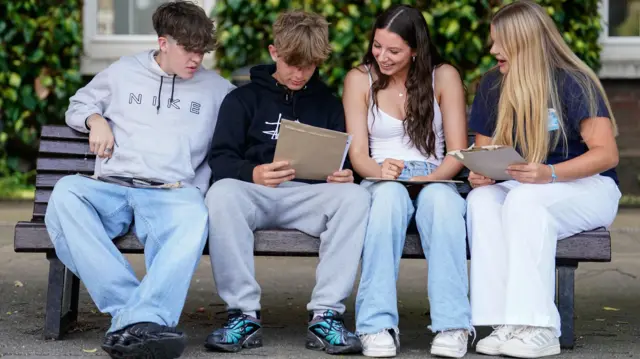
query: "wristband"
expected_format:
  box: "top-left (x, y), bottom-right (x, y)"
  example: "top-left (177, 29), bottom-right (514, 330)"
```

top-left (548, 164), bottom-right (557, 183)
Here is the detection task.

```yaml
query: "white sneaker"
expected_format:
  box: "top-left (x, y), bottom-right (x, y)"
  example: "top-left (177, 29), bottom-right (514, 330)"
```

top-left (475, 325), bottom-right (520, 355)
top-left (499, 326), bottom-right (560, 358)
top-left (430, 329), bottom-right (469, 358)
top-left (359, 329), bottom-right (399, 357)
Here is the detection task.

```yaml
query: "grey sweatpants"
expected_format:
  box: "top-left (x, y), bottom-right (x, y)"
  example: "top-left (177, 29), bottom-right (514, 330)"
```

top-left (205, 178), bottom-right (371, 314)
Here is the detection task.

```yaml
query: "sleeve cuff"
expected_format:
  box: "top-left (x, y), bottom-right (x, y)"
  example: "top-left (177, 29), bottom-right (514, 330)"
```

top-left (239, 162), bottom-right (257, 183)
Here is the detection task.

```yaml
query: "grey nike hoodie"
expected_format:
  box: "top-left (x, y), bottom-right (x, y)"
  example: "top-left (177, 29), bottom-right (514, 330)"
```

top-left (65, 50), bottom-right (235, 194)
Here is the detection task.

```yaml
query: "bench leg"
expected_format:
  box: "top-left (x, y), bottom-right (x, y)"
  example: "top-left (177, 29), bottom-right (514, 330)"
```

top-left (557, 263), bottom-right (578, 349)
top-left (44, 253), bottom-right (80, 340)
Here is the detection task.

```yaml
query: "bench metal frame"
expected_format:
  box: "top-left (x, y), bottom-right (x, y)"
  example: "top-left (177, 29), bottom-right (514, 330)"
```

top-left (14, 125), bottom-right (612, 348)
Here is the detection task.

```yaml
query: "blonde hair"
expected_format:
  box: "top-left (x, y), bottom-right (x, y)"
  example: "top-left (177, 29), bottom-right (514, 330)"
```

top-left (273, 10), bottom-right (332, 67)
top-left (491, 0), bottom-right (616, 163)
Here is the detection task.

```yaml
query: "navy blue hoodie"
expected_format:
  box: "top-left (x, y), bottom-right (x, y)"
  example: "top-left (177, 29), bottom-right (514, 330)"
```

top-left (208, 64), bottom-right (348, 183)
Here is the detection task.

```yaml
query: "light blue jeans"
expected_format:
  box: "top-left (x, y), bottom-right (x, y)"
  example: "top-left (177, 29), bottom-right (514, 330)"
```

top-left (356, 161), bottom-right (472, 334)
top-left (44, 174), bottom-right (208, 333)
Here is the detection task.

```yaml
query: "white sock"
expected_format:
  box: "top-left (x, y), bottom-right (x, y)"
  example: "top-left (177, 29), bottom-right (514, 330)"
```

top-left (313, 310), bottom-right (326, 320)
top-left (243, 311), bottom-right (257, 318)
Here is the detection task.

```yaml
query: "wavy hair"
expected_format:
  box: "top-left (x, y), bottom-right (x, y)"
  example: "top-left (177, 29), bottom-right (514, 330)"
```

top-left (361, 4), bottom-right (445, 158)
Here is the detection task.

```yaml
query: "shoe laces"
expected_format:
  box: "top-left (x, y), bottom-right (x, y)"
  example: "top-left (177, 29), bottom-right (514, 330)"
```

top-left (360, 330), bottom-right (391, 344)
top-left (490, 325), bottom-right (516, 341)
top-left (512, 326), bottom-right (546, 343)
top-left (315, 310), bottom-right (347, 334)
top-left (436, 329), bottom-right (467, 344)
top-left (223, 310), bottom-right (252, 329)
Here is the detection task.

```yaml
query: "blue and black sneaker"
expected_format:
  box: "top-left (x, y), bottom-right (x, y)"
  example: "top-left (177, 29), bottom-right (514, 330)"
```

top-left (204, 309), bottom-right (262, 352)
top-left (306, 310), bottom-right (362, 355)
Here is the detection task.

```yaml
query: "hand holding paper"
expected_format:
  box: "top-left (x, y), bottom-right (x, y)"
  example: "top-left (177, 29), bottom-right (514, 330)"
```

top-left (468, 171), bottom-right (495, 188)
top-left (253, 161), bottom-right (296, 187)
top-left (447, 145), bottom-right (527, 181)
top-left (327, 169), bottom-right (354, 183)
top-left (506, 162), bottom-right (553, 184)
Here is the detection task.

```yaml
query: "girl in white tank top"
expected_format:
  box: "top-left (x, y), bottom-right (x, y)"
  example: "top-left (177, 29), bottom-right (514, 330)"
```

top-left (342, 4), bottom-right (472, 358)
top-left (366, 65), bottom-right (446, 168)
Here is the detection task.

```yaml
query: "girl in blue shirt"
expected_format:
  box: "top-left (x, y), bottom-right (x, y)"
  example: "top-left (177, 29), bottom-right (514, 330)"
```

top-left (466, 2), bottom-right (621, 358)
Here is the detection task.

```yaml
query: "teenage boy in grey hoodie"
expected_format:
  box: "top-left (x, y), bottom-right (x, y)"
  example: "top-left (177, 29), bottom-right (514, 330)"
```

top-left (203, 10), bottom-right (370, 356)
top-left (44, 2), bottom-right (234, 358)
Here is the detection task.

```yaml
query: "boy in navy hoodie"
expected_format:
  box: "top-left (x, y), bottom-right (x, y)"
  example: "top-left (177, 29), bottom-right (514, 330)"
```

top-left (204, 10), bottom-right (370, 355)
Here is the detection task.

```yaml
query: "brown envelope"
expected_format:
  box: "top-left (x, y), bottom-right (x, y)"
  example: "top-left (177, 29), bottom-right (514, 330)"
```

top-left (273, 119), bottom-right (352, 181)
top-left (447, 145), bottom-right (527, 181)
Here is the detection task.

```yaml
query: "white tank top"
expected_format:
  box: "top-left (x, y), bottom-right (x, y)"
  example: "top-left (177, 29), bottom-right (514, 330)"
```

top-left (366, 66), bottom-right (444, 166)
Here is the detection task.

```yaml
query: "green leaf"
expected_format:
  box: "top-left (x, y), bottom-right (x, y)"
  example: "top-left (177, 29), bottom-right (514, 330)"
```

top-left (8, 72), bottom-right (20, 87)
top-left (445, 20), bottom-right (460, 38)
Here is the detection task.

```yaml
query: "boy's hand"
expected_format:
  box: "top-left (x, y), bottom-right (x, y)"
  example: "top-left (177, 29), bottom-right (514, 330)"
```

top-left (87, 114), bottom-right (115, 159)
top-left (253, 161), bottom-right (295, 187)
top-left (328, 169), bottom-right (354, 184)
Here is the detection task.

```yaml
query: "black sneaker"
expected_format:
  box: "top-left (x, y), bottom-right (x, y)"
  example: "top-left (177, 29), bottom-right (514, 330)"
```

top-left (204, 309), bottom-right (263, 352)
top-left (306, 310), bottom-right (362, 355)
top-left (110, 322), bottom-right (186, 359)
top-left (101, 328), bottom-right (126, 359)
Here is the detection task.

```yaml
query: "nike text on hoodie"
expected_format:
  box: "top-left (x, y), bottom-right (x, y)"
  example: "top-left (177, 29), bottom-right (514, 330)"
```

top-left (65, 50), bottom-right (236, 194)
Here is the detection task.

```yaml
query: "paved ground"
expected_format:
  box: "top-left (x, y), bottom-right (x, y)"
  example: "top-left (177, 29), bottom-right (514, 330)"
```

top-left (1, 201), bottom-right (640, 358)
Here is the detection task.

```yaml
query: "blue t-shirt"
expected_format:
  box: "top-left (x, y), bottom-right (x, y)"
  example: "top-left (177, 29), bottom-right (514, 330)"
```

top-left (468, 69), bottom-right (618, 184)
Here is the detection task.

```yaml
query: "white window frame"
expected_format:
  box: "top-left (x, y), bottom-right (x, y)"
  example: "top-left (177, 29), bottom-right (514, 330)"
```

top-left (598, 0), bottom-right (640, 79)
top-left (81, 0), bottom-right (216, 74)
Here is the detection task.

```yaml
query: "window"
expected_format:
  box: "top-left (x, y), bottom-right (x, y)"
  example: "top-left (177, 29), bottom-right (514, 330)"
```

top-left (599, 0), bottom-right (640, 78)
top-left (82, 0), bottom-right (216, 74)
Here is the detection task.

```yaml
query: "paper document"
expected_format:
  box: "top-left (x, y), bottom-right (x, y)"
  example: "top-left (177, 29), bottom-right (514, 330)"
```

top-left (365, 177), bottom-right (463, 184)
top-left (447, 145), bottom-right (527, 181)
top-left (273, 119), bottom-right (352, 181)
top-left (77, 173), bottom-right (183, 189)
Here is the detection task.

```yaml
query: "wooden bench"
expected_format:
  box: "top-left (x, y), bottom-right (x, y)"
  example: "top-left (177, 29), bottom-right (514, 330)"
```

top-left (14, 125), bottom-right (612, 349)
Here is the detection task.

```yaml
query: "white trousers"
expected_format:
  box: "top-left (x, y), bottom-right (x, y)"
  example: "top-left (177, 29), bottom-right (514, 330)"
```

top-left (466, 175), bottom-right (621, 336)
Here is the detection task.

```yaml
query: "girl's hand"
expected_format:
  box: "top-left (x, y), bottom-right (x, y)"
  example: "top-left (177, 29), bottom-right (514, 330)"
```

top-left (506, 163), bottom-right (553, 184)
top-left (468, 171), bottom-right (495, 188)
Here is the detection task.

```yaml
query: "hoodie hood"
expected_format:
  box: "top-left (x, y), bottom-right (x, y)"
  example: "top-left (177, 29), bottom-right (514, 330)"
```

top-left (135, 50), bottom-right (181, 114)
top-left (207, 63), bottom-right (348, 183)
top-left (248, 64), bottom-right (328, 122)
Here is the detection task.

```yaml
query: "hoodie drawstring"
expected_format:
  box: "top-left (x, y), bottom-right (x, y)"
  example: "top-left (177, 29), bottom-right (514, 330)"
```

top-left (156, 76), bottom-right (163, 114)
top-left (156, 74), bottom-right (177, 114)
top-left (170, 74), bottom-right (176, 105)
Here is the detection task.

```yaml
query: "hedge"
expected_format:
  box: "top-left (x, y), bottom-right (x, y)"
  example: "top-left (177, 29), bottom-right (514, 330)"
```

top-left (213, 0), bottom-right (603, 98)
top-left (0, 1), bottom-right (83, 186)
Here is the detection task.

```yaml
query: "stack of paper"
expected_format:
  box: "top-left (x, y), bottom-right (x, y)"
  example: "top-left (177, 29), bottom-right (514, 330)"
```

top-left (273, 119), bottom-right (352, 181)
top-left (447, 145), bottom-right (527, 181)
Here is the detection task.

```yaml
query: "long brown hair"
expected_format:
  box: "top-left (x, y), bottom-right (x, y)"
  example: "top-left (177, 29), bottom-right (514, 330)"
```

top-left (361, 4), bottom-right (445, 158)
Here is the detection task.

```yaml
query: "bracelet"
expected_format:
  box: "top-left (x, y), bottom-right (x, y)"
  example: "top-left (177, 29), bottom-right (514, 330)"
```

top-left (548, 164), bottom-right (557, 183)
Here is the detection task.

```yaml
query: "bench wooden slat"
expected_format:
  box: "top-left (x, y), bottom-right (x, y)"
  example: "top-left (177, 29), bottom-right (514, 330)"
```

top-left (37, 158), bottom-right (95, 172)
top-left (40, 140), bottom-right (92, 156)
top-left (14, 221), bottom-right (611, 261)
top-left (35, 189), bottom-right (52, 204)
top-left (41, 126), bottom-right (89, 141)
top-left (36, 174), bottom-right (69, 188)
top-left (33, 203), bottom-right (47, 219)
